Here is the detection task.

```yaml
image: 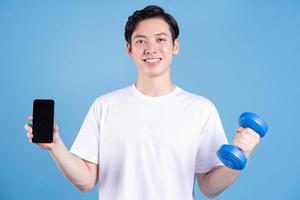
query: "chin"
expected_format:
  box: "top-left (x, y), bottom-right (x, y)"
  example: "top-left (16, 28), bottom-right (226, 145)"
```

top-left (143, 67), bottom-right (170, 78)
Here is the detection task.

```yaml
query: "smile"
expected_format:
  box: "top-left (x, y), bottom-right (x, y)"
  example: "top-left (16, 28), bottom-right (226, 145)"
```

top-left (143, 58), bottom-right (162, 63)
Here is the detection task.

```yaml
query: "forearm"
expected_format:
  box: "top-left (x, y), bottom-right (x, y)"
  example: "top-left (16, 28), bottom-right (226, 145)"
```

top-left (198, 166), bottom-right (241, 198)
top-left (48, 139), bottom-right (94, 191)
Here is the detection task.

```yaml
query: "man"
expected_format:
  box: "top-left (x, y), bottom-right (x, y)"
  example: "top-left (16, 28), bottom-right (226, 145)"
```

top-left (25, 5), bottom-right (260, 200)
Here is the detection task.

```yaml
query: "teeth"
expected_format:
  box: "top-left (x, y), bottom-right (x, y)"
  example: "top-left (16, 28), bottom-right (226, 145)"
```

top-left (145, 58), bottom-right (161, 63)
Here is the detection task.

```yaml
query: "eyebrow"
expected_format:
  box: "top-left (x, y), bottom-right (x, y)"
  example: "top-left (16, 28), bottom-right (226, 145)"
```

top-left (155, 32), bottom-right (169, 37)
top-left (132, 32), bottom-right (170, 40)
top-left (132, 34), bottom-right (147, 40)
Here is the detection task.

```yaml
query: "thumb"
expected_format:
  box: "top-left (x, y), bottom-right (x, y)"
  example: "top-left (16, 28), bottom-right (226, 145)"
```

top-left (53, 124), bottom-right (59, 133)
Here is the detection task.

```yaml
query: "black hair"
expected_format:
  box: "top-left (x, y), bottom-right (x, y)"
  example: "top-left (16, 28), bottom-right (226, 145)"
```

top-left (124, 5), bottom-right (179, 46)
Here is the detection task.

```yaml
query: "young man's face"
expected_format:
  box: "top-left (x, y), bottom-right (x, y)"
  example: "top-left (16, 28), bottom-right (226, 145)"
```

top-left (127, 18), bottom-right (179, 79)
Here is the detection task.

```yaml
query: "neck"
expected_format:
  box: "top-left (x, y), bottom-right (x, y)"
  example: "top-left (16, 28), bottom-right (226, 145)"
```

top-left (135, 76), bottom-right (175, 97)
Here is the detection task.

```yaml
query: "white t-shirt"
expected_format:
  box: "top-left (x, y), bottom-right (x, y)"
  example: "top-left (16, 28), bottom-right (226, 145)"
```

top-left (70, 84), bottom-right (228, 200)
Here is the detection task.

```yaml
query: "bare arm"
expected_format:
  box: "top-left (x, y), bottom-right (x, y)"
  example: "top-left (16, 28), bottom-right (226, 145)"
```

top-left (196, 127), bottom-right (260, 198)
top-left (49, 138), bottom-right (99, 192)
top-left (25, 115), bottom-right (99, 192)
top-left (196, 167), bottom-right (240, 199)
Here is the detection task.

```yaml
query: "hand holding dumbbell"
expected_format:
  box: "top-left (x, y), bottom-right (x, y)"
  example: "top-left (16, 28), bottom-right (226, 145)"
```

top-left (217, 112), bottom-right (268, 170)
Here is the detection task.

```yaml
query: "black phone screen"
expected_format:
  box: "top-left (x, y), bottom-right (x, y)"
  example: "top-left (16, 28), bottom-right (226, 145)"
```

top-left (32, 99), bottom-right (54, 143)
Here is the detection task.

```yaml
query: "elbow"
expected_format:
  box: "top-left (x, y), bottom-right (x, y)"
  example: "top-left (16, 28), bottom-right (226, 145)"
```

top-left (76, 183), bottom-right (96, 193)
top-left (78, 187), bottom-right (91, 193)
top-left (201, 189), bottom-right (222, 199)
top-left (199, 185), bottom-right (224, 199)
top-left (205, 193), bottom-right (221, 199)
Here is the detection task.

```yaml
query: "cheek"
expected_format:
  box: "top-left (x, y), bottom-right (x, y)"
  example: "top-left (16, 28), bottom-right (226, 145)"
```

top-left (131, 49), bottom-right (143, 60)
top-left (161, 44), bottom-right (174, 55)
top-left (161, 46), bottom-right (174, 60)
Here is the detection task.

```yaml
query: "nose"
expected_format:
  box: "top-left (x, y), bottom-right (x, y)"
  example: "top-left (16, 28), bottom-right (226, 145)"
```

top-left (144, 40), bottom-right (157, 55)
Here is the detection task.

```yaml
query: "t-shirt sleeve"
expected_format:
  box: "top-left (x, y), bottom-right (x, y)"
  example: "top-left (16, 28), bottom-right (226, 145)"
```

top-left (70, 100), bottom-right (101, 164)
top-left (195, 102), bottom-right (228, 173)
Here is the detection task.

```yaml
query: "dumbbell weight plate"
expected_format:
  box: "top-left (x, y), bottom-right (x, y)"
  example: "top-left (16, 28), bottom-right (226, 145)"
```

top-left (217, 144), bottom-right (247, 170)
top-left (239, 112), bottom-right (268, 137)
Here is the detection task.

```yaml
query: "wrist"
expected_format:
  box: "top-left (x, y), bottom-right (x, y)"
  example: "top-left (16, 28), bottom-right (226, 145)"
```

top-left (48, 137), bottom-right (63, 153)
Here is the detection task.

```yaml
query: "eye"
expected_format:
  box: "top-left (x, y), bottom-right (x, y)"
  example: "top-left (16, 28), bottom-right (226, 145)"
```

top-left (135, 40), bottom-right (145, 44)
top-left (157, 38), bottom-right (166, 42)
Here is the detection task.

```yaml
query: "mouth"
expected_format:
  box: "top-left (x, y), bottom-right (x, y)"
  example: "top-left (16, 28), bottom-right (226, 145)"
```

top-left (143, 58), bottom-right (162, 63)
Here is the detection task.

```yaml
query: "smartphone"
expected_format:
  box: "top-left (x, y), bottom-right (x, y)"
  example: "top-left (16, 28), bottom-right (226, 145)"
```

top-left (32, 99), bottom-right (55, 143)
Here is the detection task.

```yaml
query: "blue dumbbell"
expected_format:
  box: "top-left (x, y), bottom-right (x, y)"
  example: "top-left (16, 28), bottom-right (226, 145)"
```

top-left (217, 112), bottom-right (268, 170)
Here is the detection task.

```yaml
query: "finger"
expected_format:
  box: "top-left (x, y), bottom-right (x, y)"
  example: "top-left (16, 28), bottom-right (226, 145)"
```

top-left (24, 124), bottom-right (32, 132)
top-left (237, 131), bottom-right (259, 143)
top-left (235, 131), bottom-right (243, 139)
top-left (28, 135), bottom-right (33, 143)
top-left (232, 134), bottom-right (242, 146)
top-left (27, 131), bottom-right (33, 139)
top-left (235, 142), bottom-right (251, 153)
top-left (237, 127), bottom-right (244, 132)
top-left (233, 133), bottom-right (258, 146)
top-left (28, 115), bottom-right (33, 121)
top-left (238, 132), bottom-right (257, 141)
top-left (235, 135), bottom-right (257, 147)
top-left (242, 128), bottom-right (260, 140)
top-left (239, 137), bottom-right (257, 145)
top-left (53, 124), bottom-right (59, 132)
top-left (247, 128), bottom-right (261, 139)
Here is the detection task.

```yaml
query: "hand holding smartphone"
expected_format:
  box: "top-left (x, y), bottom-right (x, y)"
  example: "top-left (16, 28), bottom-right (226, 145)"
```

top-left (32, 99), bottom-right (55, 143)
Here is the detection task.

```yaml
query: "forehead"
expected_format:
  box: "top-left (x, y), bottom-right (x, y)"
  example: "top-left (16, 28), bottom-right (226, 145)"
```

top-left (132, 18), bottom-right (171, 38)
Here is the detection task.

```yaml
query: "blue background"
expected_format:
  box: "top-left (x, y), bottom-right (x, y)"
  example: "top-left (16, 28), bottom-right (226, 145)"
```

top-left (1, 1), bottom-right (299, 199)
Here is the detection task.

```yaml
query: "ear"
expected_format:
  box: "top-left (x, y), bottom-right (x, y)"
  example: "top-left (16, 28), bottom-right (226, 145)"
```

top-left (126, 42), bottom-right (133, 58)
top-left (173, 38), bottom-right (180, 56)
